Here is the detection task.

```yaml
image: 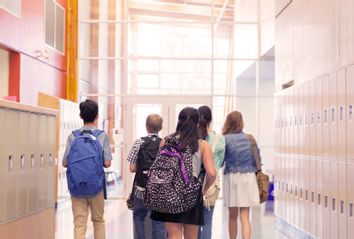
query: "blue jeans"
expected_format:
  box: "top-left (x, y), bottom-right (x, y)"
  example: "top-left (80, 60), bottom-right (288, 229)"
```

top-left (133, 196), bottom-right (166, 239)
top-left (198, 206), bottom-right (215, 239)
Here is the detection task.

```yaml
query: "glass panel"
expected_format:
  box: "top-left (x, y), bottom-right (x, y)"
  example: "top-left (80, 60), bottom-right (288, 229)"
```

top-left (234, 0), bottom-right (258, 22)
top-left (213, 23), bottom-right (232, 58)
top-left (4, 0), bottom-right (20, 16)
top-left (259, 58), bottom-right (275, 96)
top-left (45, 0), bottom-right (55, 47)
top-left (212, 96), bottom-right (228, 133)
top-left (234, 24), bottom-right (258, 59)
top-left (79, 23), bottom-right (123, 58)
top-left (79, 59), bottom-right (121, 95)
top-left (78, 0), bottom-right (93, 20)
top-left (134, 104), bottom-right (162, 138)
top-left (55, 5), bottom-right (65, 53)
top-left (235, 98), bottom-right (257, 135)
top-left (128, 22), bottom-right (212, 58)
top-left (128, 60), bottom-right (212, 95)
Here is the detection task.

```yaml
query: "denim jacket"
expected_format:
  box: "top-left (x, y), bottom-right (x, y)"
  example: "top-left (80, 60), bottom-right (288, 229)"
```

top-left (223, 132), bottom-right (260, 174)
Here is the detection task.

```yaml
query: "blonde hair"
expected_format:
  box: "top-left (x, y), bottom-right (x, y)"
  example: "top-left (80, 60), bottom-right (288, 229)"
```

top-left (146, 114), bottom-right (163, 133)
top-left (222, 111), bottom-right (244, 135)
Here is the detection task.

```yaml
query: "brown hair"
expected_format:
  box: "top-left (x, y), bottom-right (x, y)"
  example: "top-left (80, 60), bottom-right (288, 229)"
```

top-left (146, 114), bottom-right (163, 133)
top-left (222, 111), bottom-right (244, 135)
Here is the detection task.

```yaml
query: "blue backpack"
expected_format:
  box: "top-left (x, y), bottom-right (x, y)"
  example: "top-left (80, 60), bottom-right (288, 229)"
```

top-left (67, 129), bottom-right (105, 197)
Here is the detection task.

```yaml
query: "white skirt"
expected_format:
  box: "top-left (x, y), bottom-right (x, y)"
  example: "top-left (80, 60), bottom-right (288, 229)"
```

top-left (223, 172), bottom-right (260, 207)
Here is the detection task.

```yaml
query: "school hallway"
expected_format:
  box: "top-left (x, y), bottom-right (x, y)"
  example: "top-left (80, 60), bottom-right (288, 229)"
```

top-left (55, 199), bottom-right (293, 239)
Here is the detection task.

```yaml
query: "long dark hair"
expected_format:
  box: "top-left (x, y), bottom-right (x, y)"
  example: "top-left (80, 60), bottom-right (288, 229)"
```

top-left (173, 107), bottom-right (200, 153)
top-left (198, 105), bottom-right (212, 140)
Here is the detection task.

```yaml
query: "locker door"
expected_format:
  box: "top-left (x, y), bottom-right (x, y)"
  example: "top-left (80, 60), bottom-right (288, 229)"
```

top-left (293, 86), bottom-right (300, 227)
top-left (322, 75), bottom-right (331, 239)
top-left (338, 68), bottom-right (347, 239)
top-left (315, 77), bottom-right (323, 238)
top-left (347, 163), bottom-right (354, 238)
top-left (17, 111), bottom-right (30, 217)
top-left (0, 108), bottom-right (6, 222)
top-left (28, 112), bottom-right (39, 213)
top-left (298, 84), bottom-right (304, 230)
top-left (329, 72), bottom-right (339, 239)
top-left (38, 114), bottom-right (48, 210)
top-left (47, 115), bottom-right (57, 208)
top-left (4, 109), bottom-right (19, 221)
top-left (309, 80), bottom-right (317, 236)
top-left (347, 64), bottom-right (354, 238)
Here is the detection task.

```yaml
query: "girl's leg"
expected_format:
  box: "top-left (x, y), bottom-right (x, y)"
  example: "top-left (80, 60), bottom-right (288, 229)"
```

top-left (183, 224), bottom-right (199, 239)
top-left (239, 207), bottom-right (251, 239)
top-left (228, 207), bottom-right (239, 239)
top-left (165, 222), bottom-right (183, 239)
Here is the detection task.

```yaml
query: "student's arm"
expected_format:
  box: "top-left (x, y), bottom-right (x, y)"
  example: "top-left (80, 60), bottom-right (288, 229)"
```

top-left (127, 139), bottom-right (142, 172)
top-left (200, 140), bottom-right (216, 195)
top-left (102, 134), bottom-right (113, 168)
top-left (62, 135), bottom-right (74, 168)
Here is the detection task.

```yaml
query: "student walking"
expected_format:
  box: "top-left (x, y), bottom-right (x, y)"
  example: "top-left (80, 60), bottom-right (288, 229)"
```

top-left (127, 114), bottom-right (167, 239)
top-left (149, 107), bottom-right (216, 239)
top-left (222, 111), bottom-right (261, 239)
top-left (197, 106), bottom-right (225, 239)
top-left (63, 99), bottom-right (113, 239)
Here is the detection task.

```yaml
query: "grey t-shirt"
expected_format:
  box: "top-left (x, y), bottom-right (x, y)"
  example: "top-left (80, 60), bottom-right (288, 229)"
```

top-left (62, 125), bottom-right (113, 165)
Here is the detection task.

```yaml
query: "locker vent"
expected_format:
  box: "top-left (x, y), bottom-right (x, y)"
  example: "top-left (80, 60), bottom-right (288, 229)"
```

top-left (350, 203), bottom-right (353, 217)
top-left (332, 198), bottom-right (336, 211)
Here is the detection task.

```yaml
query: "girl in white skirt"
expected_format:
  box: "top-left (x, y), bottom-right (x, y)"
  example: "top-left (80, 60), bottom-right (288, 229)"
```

top-left (222, 111), bottom-right (261, 239)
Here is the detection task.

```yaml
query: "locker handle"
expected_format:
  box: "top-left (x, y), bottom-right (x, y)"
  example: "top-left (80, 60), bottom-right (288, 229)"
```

top-left (340, 107), bottom-right (344, 121)
top-left (31, 154), bottom-right (35, 171)
top-left (300, 188), bottom-right (303, 199)
top-left (311, 192), bottom-right (315, 203)
top-left (305, 190), bottom-right (308, 201)
top-left (40, 154), bottom-right (44, 169)
top-left (332, 198), bottom-right (336, 211)
top-left (350, 203), bottom-right (353, 217)
top-left (8, 155), bottom-right (13, 173)
top-left (331, 108), bottom-right (335, 122)
top-left (295, 187), bottom-right (298, 197)
top-left (318, 194), bottom-right (321, 206)
top-left (311, 113), bottom-right (314, 124)
top-left (324, 110), bottom-right (328, 123)
top-left (49, 153), bottom-right (53, 168)
top-left (317, 112), bottom-right (320, 124)
top-left (20, 154), bottom-right (25, 172)
top-left (341, 201), bottom-right (344, 214)
top-left (349, 105), bottom-right (353, 121)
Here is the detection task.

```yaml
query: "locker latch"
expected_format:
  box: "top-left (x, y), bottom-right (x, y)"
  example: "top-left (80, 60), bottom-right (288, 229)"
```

top-left (349, 105), bottom-right (353, 120)
top-left (8, 155), bottom-right (13, 173)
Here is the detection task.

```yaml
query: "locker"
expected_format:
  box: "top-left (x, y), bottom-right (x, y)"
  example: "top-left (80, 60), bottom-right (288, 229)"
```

top-left (47, 115), bottom-right (57, 208)
top-left (28, 113), bottom-right (39, 213)
top-left (337, 68), bottom-right (347, 238)
top-left (4, 109), bottom-right (20, 221)
top-left (17, 111), bottom-right (30, 217)
top-left (347, 64), bottom-right (354, 238)
top-left (347, 163), bottom-right (354, 238)
top-left (323, 160), bottom-right (331, 239)
top-left (329, 72), bottom-right (339, 239)
top-left (315, 77), bottom-right (323, 238)
top-left (348, 65), bottom-right (354, 164)
top-left (38, 114), bottom-right (48, 210)
top-left (292, 86), bottom-right (300, 227)
top-left (0, 108), bottom-right (6, 222)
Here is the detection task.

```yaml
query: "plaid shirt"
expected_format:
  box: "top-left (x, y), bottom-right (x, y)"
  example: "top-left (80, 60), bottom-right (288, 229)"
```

top-left (127, 133), bottom-right (159, 199)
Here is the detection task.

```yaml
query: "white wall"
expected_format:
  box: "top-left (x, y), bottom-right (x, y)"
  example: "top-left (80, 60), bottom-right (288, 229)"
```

top-left (0, 49), bottom-right (9, 98)
top-left (275, 0), bottom-right (354, 91)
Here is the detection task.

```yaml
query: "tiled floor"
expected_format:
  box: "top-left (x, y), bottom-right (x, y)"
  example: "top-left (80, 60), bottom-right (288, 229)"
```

top-left (55, 199), bottom-right (291, 239)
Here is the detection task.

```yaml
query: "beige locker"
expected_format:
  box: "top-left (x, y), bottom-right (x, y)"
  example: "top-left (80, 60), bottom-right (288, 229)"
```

top-left (4, 109), bottom-right (20, 221)
top-left (348, 65), bottom-right (354, 164)
top-left (347, 64), bottom-right (354, 238)
top-left (0, 108), bottom-right (6, 222)
top-left (46, 115), bottom-right (56, 208)
top-left (329, 72), bottom-right (339, 239)
top-left (17, 111), bottom-right (30, 217)
top-left (315, 77), bottom-right (323, 238)
top-left (347, 162), bottom-right (354, 238)
top-left (338, 162), bottom-right (347, 239)
top-left (37, 114), bottom-right (48, 210)
top-left (323, 160), bottom-right (331, 239)
top-left (28, 112), bottom-right (39, 213)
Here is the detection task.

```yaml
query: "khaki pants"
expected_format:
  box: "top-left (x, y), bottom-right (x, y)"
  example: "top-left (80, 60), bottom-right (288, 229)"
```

top-left (71, 191), bottom-right (105, 239)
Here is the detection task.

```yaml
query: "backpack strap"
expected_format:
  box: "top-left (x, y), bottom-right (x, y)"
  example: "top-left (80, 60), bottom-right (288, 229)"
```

top-left (72, 129), bottom-right (82, 138)
top-left (92, 129), bottom-right (104, 138)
